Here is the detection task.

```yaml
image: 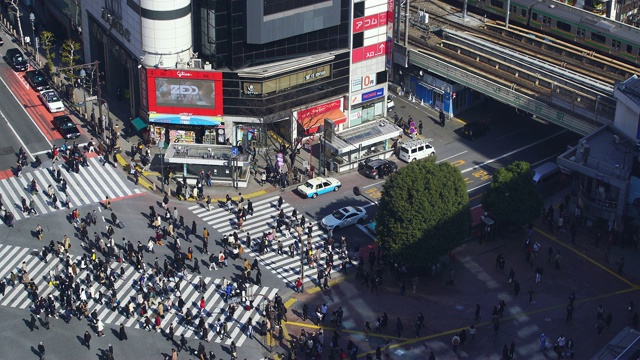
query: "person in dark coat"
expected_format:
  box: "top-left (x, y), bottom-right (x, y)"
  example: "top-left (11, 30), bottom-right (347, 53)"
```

top-left (119, 323), bottom-right (127, 341)
top-left (37, 342), bottom-right (45, 360)
top-left (84, 330), bottom-right (92, 350)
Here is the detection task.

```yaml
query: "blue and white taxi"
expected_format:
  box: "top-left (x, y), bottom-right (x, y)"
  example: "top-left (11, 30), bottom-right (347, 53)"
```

top-left (296, 177), bottom-right (341, 198)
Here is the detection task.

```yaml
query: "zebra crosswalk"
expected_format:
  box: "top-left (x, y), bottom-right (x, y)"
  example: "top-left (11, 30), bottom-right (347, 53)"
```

top-left (0, 157), bottom-right (143, 221)
top-left (189, 196), bottom-right (352, 287)
top-left (0, 243), bottom-right (276, 346)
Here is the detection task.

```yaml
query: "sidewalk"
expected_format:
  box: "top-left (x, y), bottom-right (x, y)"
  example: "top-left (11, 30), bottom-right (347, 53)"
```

top-left (272, 190), bottom-right (640, 359)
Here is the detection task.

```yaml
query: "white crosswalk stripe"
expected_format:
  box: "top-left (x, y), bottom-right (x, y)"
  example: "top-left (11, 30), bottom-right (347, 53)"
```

top-left (189, 196), bottom-right (355, 287)
top-left (0, 157), bottom-right (143, 221)
top-left (0, 243), bottom-right (275, 346)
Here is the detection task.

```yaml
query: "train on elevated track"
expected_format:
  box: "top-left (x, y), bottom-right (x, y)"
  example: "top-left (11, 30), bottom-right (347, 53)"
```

top-left (460, 0), bottom-right (640, 65)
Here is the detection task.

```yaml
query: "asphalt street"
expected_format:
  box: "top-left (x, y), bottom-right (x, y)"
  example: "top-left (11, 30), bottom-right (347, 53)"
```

top-left (0, 39), bottom-right (94, 173)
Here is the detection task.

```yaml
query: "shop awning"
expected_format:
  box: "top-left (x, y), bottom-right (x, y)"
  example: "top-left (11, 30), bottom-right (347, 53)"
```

top-left (299, 109), bottom-right (347, 134)
top-left (131, 117), bottom-right (147, 132)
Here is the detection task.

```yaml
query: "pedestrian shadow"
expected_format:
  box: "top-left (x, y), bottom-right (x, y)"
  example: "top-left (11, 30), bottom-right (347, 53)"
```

top-left (22, 318), bottom-right (37, 331)
top-left (110, 327), bottom-right (120, 339)
top-left (29, 346), bottom-right (41, 357)
top-left (98, 348), bottom-right (112, 360)
top-left (76, 335), bottom-right (85, 347)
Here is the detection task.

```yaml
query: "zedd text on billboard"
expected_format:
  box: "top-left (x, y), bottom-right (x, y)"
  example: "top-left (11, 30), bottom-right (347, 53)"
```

top-left (155, 78), bottom-right (215, 109)
top-left (147, 69), bottom-right (224, 117)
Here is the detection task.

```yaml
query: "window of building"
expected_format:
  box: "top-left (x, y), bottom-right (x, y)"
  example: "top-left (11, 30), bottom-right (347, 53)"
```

top-left (354, 1), bottom-right (365, 19)
top-left (105, 0), bottom-right (122, 19)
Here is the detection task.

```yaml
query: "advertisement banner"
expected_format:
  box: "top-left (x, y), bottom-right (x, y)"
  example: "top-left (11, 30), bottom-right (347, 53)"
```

top-left (353, 42), bottom-right (386, 64)
top-left (149, 113), bottom-right (223, 126)
top-left (297, 99), bottom-right (342, 121)
top-left (147, 69), bottom-right (224, 117)
top-left (139, 66), bottom-right (148, 112)
top-left (362, 88), bottom-right (384, 102)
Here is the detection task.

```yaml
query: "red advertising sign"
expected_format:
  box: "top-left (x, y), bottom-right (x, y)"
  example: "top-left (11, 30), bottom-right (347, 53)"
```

top-left (363, 13), bottom-right (387, 31)
top-left (297, 99), bottom-right (342, 120)
top-left (147, 69), bottom-right (224, 116)
top-left (353, 42), bottom-right (386, 63)
top-left (352, 47), bottom-right (364, 63)
top-left (353, 17), bottom-right (364, 34)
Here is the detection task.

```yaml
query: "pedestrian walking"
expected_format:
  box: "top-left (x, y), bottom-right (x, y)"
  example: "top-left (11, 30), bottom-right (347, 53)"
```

top-left (43, 313), bottom-right (50, 330)
top-left (469, 325), bottom-right (476, 342)
top-left (475, 304), bottom-right (481, 320)
top-left (528, 287), bottom-right (536, 304)
top-left (37, 342), bottom-right (45, 360)
top-left (502, 344), bottom-right (509, 360)
top-left (36, 224), bottom-right (43, 241)
top-left (605, 312), bottom-right (613, 328)
top-left (452, 334), bottom-right (460, 353)
top-left (105, 196), bottom-right (111, 211)
top-left (29, 313), bottom-right (38, 331)
top-left (179, 334), bottom-right (188, 352)
top-left (566, 304), bottom-right (574, 322)
top-left (119, 323), bottom-right (127, 340)
top-left (540, 333), bottom-right (546, 351)
top-left (509, 340), bottom-right (515, 359)
top-left (396, 318), bottom-right (403, 338)
top-left (84, 330), bottom-right (92, 350)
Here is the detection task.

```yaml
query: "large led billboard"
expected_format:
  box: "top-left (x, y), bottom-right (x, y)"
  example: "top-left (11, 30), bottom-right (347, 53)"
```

top-left (147, 69), bottom-right (223, 116)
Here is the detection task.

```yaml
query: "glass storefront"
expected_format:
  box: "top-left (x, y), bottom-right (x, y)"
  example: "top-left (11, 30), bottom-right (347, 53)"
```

top-left (149, 124), bottom-right (226, 145)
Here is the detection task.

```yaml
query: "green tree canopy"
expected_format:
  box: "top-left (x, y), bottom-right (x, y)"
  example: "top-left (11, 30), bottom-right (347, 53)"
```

top-left (482, 161), bottom-right (544, 227)
top-left (376, 159), bottom-right (470, 271)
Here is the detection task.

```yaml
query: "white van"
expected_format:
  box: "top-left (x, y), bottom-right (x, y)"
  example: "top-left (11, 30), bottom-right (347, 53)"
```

top-left (398, 139), bottom-right (436, 162)
top-left (532, 162), bottom-right (561, 190)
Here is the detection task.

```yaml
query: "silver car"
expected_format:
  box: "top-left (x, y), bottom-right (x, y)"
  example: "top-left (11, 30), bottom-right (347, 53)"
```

top-left (321, 206), bottom-right (367, 231)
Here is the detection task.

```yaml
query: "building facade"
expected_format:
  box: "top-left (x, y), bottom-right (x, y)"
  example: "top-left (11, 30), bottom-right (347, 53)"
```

top-left (72, 0), bottom-right (395, 154)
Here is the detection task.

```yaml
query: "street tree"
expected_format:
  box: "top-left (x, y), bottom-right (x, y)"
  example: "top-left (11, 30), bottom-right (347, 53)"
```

top-left (481, 160), bottom-right (544, 228)
top-left (39, 31), bottom-right (55, 73)
top-left (376, 159), bottom-right (470, 271)
top-left (60, 39), bottom-right (81, 84)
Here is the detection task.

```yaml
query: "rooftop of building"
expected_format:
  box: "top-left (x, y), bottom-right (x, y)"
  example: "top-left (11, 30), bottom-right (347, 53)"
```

top-left (617, 75), bottom-right (640, 109)
top-left (164, 143), bottom-right (251, 162)
top-left (328, 119), bottom-right (402, 155)
top-left (558, 125), bottom-right (636, 180)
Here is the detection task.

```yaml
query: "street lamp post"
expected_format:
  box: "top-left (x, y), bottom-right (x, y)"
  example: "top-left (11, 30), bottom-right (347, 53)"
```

top-left (29, 12), bottom-right (38, 64)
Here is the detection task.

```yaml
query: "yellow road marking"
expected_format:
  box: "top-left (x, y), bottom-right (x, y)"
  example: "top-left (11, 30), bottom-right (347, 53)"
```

top-left (535, 228), bottom-right (637, 288)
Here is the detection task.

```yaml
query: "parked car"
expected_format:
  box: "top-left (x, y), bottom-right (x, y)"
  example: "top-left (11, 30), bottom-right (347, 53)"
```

top-left (38, 90), bottom-right (65, 113)
top-left (25, 70), bottom-right (51, 92)
top-left (0, 37), bottom-right (4, 46)
top-left (5, 48), bottom-right (29, 72)
top-left (387, 95), bottom-right (395, 112)
top-left (363, 159), bottom-right (398, 179)
top-left (297, 177), bottom-right (341, 198)
top-left (462, 121), bottom-right (490, 140)
top-left (321, 206), bottom-right (368, 231)
top-left (52, 115), bottom-right (80, 139)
